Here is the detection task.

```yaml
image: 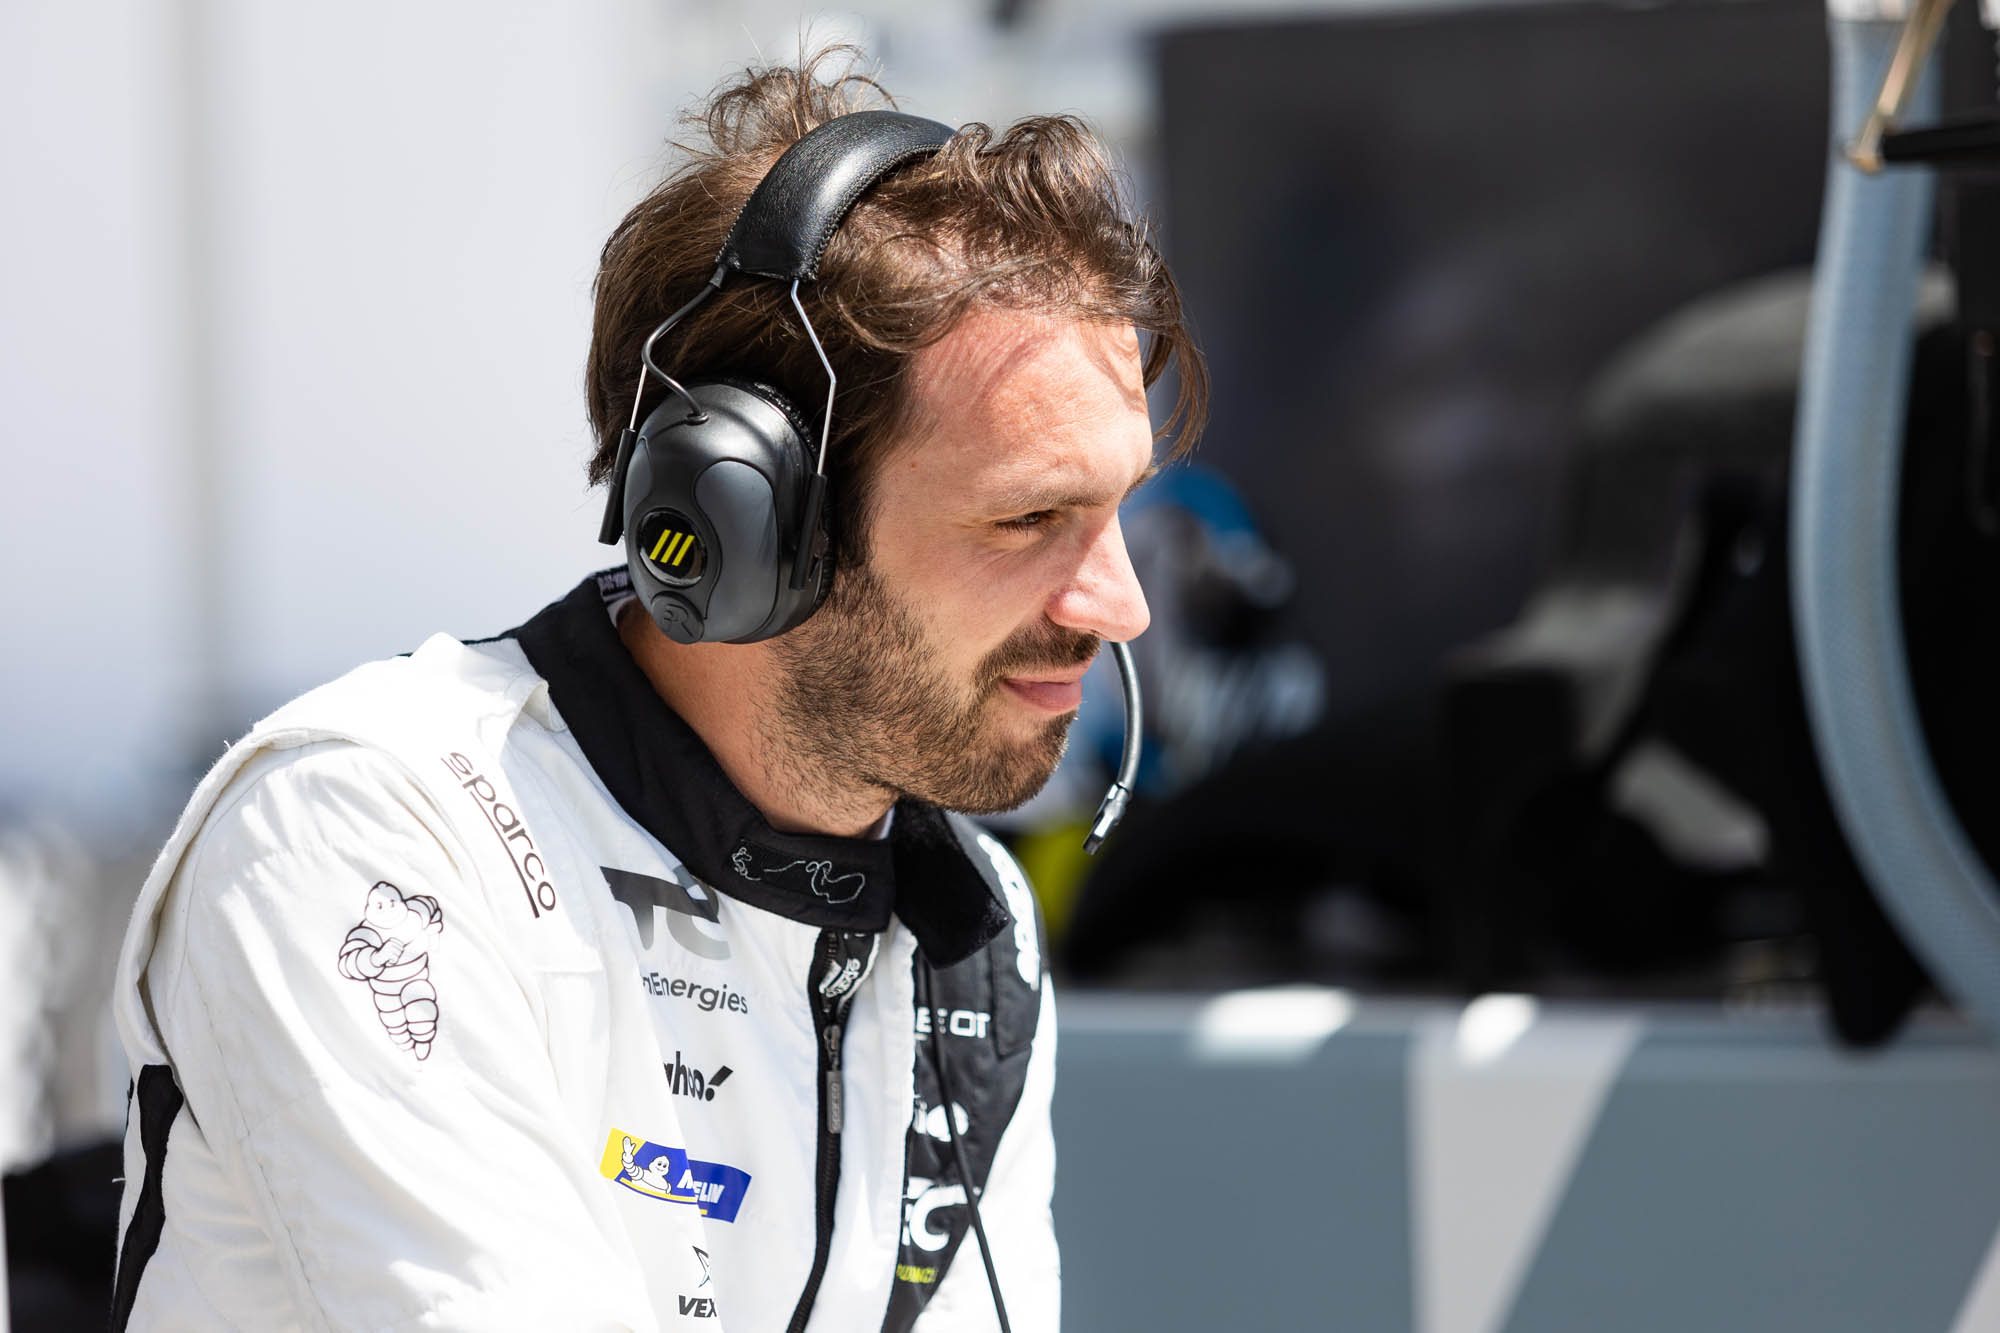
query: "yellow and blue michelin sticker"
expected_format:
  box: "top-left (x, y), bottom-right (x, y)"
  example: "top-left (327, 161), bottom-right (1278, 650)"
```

top-left (600, 1129), bottom-right (752, 1223)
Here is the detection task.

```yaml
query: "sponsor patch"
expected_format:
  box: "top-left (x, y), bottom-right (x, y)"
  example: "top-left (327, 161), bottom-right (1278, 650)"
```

top-left (600, 1129), bottom-right (752, 1223)
top-left (901, 1176), bottom-right (967, 1254)
top-left (912, 1097), bottom-right (970, 1143)
top-left (641, 971), bottom-right (750, 1014)
top-left (336, 881), bottom-right (444, 1061)
top-left (663, 1051), bottom-right (733, 1102)
top-left (915, 1006), bottom-right (991, 1040)
top-left (602, 865), bottom-right (729, 959)
top-left (595, 566), bottom-right (633, 603)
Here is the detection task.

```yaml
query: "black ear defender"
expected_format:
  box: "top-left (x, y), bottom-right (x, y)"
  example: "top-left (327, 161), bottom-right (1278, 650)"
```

top-left (597, 110), bottom-right (957, 645)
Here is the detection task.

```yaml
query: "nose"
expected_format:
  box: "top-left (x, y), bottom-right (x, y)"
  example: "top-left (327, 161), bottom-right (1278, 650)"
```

top-left (1046, 512), bottom-right (1151, 644)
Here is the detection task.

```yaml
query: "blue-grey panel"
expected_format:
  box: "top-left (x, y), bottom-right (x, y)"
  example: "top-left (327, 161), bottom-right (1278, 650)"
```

top-left (1502, 1027), bottom-right (2000, 1333)
top-left (1054, 1007), bottom-right (1411, 1332)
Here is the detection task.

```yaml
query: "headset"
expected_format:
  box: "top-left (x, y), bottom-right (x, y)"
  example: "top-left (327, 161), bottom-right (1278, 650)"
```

top-left (594, 111), bottom-right (1150, 1329)
top-left (594, 108), bottom-right (1141, 855)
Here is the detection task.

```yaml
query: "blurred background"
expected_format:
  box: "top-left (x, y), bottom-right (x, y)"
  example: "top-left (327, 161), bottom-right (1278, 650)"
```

top-left (10, 0), bottom-right (2000, 1328)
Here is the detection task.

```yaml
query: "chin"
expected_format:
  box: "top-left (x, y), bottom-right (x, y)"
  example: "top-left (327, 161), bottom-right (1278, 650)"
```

top-left (930, 716), bottom-right (1072, 816)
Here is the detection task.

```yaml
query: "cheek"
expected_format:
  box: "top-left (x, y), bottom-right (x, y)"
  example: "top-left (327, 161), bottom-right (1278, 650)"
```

top-left (931, 562), bottom-right (1052, 674)
top-left (875, 529), bottom-right (1043, 641)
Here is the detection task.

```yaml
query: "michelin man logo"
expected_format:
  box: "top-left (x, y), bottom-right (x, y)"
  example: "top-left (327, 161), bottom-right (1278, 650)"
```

top-left (621, 1134), bottom-right (677, 1193)
top-left (336, 881), bottom-right (444, 1060)
top-left (599, 1128), bottom-right (753, 1222)
top-left (974, 831), bottom-right (1040, 988)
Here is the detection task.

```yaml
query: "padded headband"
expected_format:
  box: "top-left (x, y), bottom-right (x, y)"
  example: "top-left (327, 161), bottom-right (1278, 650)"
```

top-left (717, 110), bottom-right (955, 283)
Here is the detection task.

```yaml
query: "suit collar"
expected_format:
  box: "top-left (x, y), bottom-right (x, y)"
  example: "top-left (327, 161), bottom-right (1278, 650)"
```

top-left (511, 569), bottom-right (1009, 965)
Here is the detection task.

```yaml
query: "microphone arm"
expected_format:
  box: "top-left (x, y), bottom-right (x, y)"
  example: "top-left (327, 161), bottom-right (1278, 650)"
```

top-left (1083, 640), bottom-right (1142, 854)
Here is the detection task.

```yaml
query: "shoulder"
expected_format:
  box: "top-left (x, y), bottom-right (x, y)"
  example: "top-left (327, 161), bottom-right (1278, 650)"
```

top-left (183, 631), bottom-right (553, 880)
top-left (255, 633), bottom-right (548, 745)
top-left (193, 740), bottom-right (461, 876)
top-left (140, 740), bottom-right (479, 1057)
top-left (116, 630), bottom-right (562, 1067)
top-left (162, 629), bottom-right (575, 938)
top-left (169, 741), bottom-right (475, 956)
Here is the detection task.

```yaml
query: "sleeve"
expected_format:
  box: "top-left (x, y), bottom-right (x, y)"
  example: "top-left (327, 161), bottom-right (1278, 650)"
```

top-left (916, 977), bottom-right (1061, 1333)
top-left (145, 741), bottom-right (658, 1333)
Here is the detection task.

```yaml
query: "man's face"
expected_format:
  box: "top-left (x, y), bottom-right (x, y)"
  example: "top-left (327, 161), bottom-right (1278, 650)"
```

top-left (770, 310), bottom-right (1155, 814)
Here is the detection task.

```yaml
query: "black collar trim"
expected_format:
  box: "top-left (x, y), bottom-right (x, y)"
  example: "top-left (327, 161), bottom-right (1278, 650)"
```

top-left (511, 570), bottom-right (1009, 965)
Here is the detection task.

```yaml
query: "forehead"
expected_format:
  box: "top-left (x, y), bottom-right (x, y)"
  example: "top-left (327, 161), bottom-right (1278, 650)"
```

top-left (893, 309), bottom-right (1151, 493)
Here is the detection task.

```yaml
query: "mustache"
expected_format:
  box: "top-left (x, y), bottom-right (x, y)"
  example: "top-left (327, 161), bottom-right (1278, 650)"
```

top-left (976, 623), bottom-right (1101, 690)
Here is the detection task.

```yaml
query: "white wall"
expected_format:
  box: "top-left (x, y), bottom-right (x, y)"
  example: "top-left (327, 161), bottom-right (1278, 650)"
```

top-left (3, 2), bottom-right (200, 826)
top-left (2, 0), bottom-right (685, 831)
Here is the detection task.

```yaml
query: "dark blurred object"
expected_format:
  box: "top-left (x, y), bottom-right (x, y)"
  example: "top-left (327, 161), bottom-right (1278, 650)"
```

top-left (1064, 695), bottom-right (1443, 987)
top-left (1439, 2), bottom-right (2000, 1044)
top-left (1441, 266), bottom-right (2000, 1045)
top-left (7, 1139), bottom-right (120, 1331)
top-left (1118, 467), bottom-right (1325, 794)
top-left (1069, 0), bottom-right (1832, 988)
top-left (1157, 0), bottom-right (1829, 712)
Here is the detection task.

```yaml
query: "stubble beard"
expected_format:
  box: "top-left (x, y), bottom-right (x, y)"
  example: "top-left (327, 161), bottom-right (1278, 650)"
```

top-left (767, 558), bottom-right (1100, 815)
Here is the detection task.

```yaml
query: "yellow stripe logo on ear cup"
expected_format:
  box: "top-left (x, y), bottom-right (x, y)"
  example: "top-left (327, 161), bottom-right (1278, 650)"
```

top-left (649, 529), bottom-right (698, 567)
top-left (637, 510), bottom-right (707, 585)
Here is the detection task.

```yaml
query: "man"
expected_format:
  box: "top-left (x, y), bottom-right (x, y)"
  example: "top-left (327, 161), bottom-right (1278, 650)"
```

top-left (110, 49), bottom-right (1203, 1332)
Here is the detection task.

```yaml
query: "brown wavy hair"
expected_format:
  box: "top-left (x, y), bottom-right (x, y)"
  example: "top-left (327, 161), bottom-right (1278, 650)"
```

top-left (585, 46), bottom-right (1206, 556)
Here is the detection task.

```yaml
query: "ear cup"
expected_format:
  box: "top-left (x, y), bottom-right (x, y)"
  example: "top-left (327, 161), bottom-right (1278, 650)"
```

top-left (709, 374), bottom-right (819, 463)
top-left (711, 377), bottom-right (836, 637)
top-left (621, 379), bottom-right (833, 645)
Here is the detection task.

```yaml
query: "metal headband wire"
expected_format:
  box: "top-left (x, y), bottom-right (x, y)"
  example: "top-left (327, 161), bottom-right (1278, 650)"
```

top-left (619, 269), bottom-right (836, 592)
top-left (788, 280), bottom-right (836, 477)
top-left (625, 270), bottom-right (836, 484)
top-left (629, 268), bottom-right (727, 431)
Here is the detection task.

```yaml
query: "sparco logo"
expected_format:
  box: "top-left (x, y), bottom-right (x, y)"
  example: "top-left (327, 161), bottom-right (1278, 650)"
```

top-left (663, 1051), bottom-right (733, 1102)
top-left (914, 1006), bottom-right (991, 1040)
top-left (442, 752), bottom-right (555, 917)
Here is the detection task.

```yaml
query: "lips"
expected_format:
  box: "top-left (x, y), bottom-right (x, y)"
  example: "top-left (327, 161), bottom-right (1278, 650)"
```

top-left (1001, 670), bottom-right (1088, 713)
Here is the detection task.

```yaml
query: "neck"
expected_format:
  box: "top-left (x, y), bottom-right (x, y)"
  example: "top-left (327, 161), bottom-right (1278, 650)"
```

top-left (616, 601), bottom-right (893, 839)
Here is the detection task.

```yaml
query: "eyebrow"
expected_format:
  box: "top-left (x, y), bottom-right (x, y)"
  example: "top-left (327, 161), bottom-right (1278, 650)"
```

top-left (992, 460), bottom-right (1161, 516)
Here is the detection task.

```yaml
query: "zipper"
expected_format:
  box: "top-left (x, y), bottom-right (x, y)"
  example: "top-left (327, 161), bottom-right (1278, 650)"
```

top-left (785, 928), bottom-right (880, 1333)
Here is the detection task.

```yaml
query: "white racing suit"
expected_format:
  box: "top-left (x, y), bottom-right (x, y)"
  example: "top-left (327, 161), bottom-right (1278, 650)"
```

top-left (110, 570), bottom-right (1057, 1331)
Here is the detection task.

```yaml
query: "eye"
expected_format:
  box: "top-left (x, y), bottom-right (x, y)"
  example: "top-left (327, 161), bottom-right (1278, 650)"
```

top-left (996, 510), bottom-right (1053, 533)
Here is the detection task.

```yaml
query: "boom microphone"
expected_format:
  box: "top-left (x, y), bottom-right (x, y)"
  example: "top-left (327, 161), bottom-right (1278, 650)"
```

top-left (1084, 640), bottom-right (1142, 854)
